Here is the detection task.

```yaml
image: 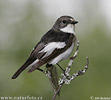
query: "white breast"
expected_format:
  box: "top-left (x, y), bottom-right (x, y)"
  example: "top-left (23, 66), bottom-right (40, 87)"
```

top-left (48, 42), bottom-right (74, 65)
top-left (60, 24), bottom-right (75, 34)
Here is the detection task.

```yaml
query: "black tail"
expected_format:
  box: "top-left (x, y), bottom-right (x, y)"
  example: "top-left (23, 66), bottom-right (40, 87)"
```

top-left (12, 64), bottom-right (28, 79)
top-left (12, 57), bottom-right (36, 79)
top-left (11, 59), bottom-right (33, 79)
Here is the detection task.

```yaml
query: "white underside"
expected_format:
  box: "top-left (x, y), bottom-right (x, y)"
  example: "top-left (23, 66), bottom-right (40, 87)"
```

top-left (48, 42), bottom-right (74, 65)
top-left (60, 24), bottom-right (75, 34)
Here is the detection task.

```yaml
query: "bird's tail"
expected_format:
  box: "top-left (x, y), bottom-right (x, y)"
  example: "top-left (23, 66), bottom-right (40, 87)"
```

top-left (11, 62), bottom-right (31, 79)
top-left (12, 59), bottom-right (43, 79)
top-left (12, 66), bottom-right (26, 79)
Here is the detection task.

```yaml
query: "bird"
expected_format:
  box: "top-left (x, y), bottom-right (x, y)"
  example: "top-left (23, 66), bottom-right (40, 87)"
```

top-left (12, 15), bottom-right (78, 79)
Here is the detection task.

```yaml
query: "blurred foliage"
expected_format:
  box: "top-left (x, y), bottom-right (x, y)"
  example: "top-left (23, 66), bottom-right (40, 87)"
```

top-left (0, 1), bottom-right (111, 100)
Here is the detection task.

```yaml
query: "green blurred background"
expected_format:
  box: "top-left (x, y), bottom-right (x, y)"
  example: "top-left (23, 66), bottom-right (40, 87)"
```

top-left (0, 0), bottom-right (111, 100)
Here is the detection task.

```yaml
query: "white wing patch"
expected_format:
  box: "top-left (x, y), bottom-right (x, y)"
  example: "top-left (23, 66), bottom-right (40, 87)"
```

top-left (48, 42), bottom-right (74, 65)
top-left (60, 24), bottom-right (75, 34)
top-left (39, 42), bottom-right (66, 59)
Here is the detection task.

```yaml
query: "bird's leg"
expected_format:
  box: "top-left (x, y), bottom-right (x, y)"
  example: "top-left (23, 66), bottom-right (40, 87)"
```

top-left (36, 68), bottom-right (46, 74)
top-left (57, 63), bottom-right (65, 72)
top-left (36, 64), bottom-right (53, 73)
top-left (57, 63), bottom-right (66, 75)
top-left (36, 68), bottom-right (44, 72)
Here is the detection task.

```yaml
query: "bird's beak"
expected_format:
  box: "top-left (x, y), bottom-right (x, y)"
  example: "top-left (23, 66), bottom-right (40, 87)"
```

top-left (71, 21), bottom-right (78, 24)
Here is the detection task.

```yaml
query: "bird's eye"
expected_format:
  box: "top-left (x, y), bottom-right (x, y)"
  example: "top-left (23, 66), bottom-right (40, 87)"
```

top-left (62, 20), bottom-right (66, 24)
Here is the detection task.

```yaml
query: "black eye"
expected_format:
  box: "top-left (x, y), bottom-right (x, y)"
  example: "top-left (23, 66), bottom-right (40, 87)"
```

top-left (62, 20), bottom-right (66, 24)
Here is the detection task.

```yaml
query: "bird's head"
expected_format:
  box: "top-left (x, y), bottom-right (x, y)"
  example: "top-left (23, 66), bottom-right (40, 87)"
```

top-left (53, 16), bottom-right (78, 34)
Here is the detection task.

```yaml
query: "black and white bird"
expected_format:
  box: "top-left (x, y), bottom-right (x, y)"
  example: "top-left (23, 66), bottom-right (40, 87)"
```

top-left (12, 16), bottom-right (78, 79)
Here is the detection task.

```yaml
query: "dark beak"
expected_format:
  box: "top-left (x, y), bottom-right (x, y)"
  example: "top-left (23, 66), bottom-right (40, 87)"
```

top-left (71, 21), bottom-right (78, 24)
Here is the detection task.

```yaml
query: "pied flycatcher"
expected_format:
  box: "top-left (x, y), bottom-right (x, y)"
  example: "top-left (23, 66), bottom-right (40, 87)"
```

top-left (12, 16), bottom-right (78, 79)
